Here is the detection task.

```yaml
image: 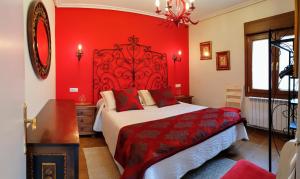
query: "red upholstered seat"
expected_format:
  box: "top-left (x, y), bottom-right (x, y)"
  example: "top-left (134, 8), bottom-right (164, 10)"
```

top-left (220, 107), bottom-right (241, 113)
top-left (222, 160), bottom-right (276, 179)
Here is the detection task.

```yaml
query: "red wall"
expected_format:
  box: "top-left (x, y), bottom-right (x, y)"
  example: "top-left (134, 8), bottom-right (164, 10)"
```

top-left (56, 8), bottom-right (189, 103)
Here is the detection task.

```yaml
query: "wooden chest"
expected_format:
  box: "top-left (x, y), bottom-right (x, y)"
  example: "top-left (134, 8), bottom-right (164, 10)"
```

top-left (26, 100), bottom-right (79, 179)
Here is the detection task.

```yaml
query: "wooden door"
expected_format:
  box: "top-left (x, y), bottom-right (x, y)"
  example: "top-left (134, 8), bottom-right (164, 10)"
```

top-left (0, 0), bottom-right (26, 178)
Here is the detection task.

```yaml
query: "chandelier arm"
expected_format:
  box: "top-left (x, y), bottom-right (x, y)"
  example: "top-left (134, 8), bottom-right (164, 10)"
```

top-left (184, 11), bottom-right (191, 16)
top-left (167, 9), bottom-right (177, 19)
top-left (178, 0), bottom-right (186, 18)
top-left (189, 18), bottom-right (199, 25)
top-left (180, 15), bottom-right (195, 25)
top-left (182, 16), bottom-right (190, 23)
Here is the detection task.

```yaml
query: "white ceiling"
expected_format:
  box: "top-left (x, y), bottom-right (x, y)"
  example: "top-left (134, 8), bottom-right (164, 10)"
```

top-left (54, 0), bottom-right (265, 21)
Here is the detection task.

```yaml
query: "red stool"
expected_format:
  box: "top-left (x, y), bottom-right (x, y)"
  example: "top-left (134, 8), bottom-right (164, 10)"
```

top-left (222, 160), bottom-right (276, 179)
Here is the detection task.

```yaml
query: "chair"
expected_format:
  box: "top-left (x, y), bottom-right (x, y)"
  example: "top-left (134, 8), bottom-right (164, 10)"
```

top-left (220, 85), bottom-right (243, 113)
top-left (224, 85), bottom-right (243, 109)
top-left (276, 139), bottom-right (297, 179)
top-left (222, 139), bottom-right (298, 179)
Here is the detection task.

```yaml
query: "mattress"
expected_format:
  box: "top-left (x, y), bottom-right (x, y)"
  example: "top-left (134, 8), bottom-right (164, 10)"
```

top-left (94, 102), bottom-right (248, 179)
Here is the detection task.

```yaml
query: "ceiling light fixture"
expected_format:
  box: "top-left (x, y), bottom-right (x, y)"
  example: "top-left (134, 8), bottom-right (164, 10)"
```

top-left (155, 0), bottom-right (198, 26)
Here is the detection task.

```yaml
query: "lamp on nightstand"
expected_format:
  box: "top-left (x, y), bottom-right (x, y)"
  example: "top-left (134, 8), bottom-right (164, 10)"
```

top-left (175, 83), bottom-right (182, 96)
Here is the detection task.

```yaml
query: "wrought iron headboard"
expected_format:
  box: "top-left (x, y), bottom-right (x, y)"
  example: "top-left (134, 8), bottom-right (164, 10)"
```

top-left (93, 36), bottom-right (168, 103)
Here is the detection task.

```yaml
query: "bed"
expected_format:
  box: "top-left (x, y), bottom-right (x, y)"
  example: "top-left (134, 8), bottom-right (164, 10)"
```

top-left (92, 36), bottom-right (248, 178)
top-left (93, 102), bottom-right (248, 179)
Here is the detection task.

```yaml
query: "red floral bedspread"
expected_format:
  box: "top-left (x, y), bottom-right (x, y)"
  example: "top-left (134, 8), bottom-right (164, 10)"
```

top-left (114, 108), bottom-right (244, 179)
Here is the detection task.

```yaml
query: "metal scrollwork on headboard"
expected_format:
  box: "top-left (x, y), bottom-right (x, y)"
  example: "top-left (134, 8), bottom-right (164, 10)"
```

top-left (93, 36), bottom-right (168, 103)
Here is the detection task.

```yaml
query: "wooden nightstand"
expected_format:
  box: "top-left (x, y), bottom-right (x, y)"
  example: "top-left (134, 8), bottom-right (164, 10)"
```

top-left (175, 95), bottom-right (193, 104)
top-left (75, 103), bottom-right (96, 136)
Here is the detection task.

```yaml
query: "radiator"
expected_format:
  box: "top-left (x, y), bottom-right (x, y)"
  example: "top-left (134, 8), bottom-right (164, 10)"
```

top-left (244, 97), bottom-right (289, 132)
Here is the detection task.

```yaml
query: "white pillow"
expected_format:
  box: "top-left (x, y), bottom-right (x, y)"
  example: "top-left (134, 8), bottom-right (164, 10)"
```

top-left (100, 90), bottom-right (116, 110)
top-left (139, 96), bottom-right (144, 105)
top-left (138, 90), bottom-right (155, 106)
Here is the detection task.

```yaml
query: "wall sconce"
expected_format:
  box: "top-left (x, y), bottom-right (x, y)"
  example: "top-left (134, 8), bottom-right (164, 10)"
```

top-left (76, 44), bottom-right (83, 61)
top-left (173, 50), bottom-right (182, 63)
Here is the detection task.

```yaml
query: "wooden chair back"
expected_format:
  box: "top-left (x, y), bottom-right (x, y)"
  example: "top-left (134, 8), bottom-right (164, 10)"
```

top-left (225, 85), bottom-right (243, 109)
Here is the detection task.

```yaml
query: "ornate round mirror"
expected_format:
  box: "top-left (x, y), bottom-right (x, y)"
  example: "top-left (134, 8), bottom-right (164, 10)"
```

top-left (27, 1), bottom-right (51, 79)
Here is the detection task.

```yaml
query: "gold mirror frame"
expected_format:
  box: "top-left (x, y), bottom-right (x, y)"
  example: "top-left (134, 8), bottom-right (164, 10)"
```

top-left (27, 1), bottom-right (51, 79)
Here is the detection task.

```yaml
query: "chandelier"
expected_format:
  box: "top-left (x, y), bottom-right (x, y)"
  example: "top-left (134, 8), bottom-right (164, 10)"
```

top-left (155, 0), bottom-right (198, 26)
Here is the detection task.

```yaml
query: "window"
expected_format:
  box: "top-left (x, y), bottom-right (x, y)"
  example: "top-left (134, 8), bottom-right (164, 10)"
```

top-left (252, 38), bottom-right (269, 90)
top-left (245, 32), bottom-right (298, 98)
top-left (244, 12), bottom-right (296, 98)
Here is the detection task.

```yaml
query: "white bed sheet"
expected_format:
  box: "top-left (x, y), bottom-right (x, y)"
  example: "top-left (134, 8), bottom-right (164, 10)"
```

top-left (95, 103), bottom-right (249, 179)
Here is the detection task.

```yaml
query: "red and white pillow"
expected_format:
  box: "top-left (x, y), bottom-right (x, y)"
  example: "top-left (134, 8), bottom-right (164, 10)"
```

top-left (100, 87), bottom-right (178, 111)
top-left (113, 88), bottom-right (144, 112)
top-left (149, 87), bottom-right (178, 108)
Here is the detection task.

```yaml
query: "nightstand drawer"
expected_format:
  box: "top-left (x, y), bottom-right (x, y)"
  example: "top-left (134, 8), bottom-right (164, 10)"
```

top-left (77, 116), bottom-right (94, 125)
top-left (78, 125), bottom-right (93, 133)
top-left (76, 109), bottom-right (94, 117)
top-left (175, 95), bottom-right (193, 104)
top-left (75, 103), bottom-right (97, 136)
top-left (178, 98), bottom-right (192, 104)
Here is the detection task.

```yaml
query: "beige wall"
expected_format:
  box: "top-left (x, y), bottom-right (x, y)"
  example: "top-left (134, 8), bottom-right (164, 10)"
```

top-left (0, 0), bottom-right (25, 178)
top-left (189, 0), bottom-right (294, 108)
top-left (24, 0), bottom-right (56, 117)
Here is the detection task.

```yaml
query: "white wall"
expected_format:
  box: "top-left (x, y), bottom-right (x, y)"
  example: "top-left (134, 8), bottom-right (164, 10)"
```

top-left (189, 0), bottom-right (294, 108)
top-left (24, 0), bottom-right (56, 117)
top-left (0, 0), bottom-right (25, 178)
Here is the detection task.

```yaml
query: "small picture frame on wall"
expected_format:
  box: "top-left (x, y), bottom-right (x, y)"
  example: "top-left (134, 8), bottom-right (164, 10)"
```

top-left (216, 51), bottom-right (230, 70)
top-left (200, 41), bottom-right (212, 60)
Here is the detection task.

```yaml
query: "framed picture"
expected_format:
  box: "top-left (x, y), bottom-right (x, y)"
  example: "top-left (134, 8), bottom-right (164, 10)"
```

top-left (200, 41), bottom-right (212, 60)
top-left (216, 51), bottom-right (230, 70)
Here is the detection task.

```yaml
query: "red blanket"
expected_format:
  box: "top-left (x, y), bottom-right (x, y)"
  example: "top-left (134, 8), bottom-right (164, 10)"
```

top-left (114, 108), bottom-right (244, 179)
